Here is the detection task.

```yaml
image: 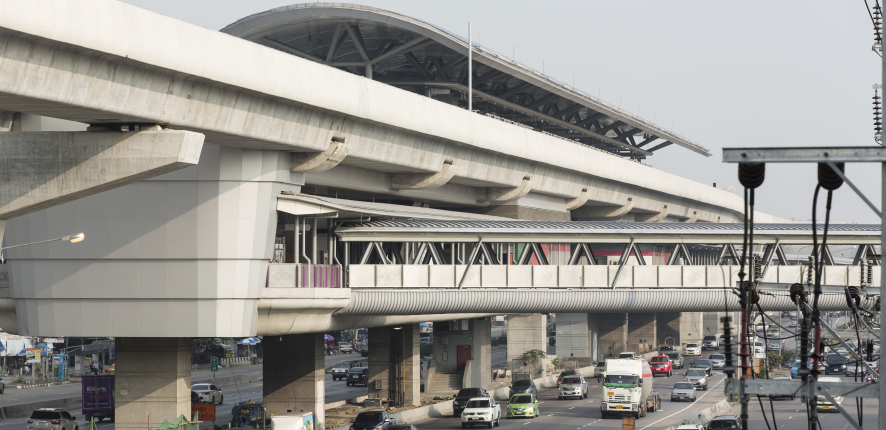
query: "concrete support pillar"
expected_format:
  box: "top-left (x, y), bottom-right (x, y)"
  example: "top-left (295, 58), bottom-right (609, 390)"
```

top-left (555, 313), bottom-right (602, 363)
top-left (680, 312), bottom-right (704, 346)
top-left (598, 313), bottom-right (627, 357)
top-left (506, 314), bottom-right (547, 370)
top-left (114, 337), bottom-right (191, 429)
top-left (555, 313), bottom-right (591, 358)
top-left (656, 312), bottom-right (682, 346)
top-left (627, 313), bottom-right (656, 353)
top-left (264, 333), bottom-right (325, 429)
top-left (431, 319), bottom-right (492, 391)
top-left (368, 324), bottom-right (421, 407)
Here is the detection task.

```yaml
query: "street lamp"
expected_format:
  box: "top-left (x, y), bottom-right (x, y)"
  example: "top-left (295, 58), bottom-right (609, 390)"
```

top-left (1, 233), bottom-right (84, 250)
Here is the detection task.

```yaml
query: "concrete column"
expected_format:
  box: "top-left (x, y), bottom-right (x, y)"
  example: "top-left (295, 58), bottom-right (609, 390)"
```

top-left (432, 319), bottom-right (492, 391)
top-left (506, 314), bottom-right (547, 371)
top-left (598, 313), bottom-right (627, 357)
top-left (627, 313), bottom-right (656, 353)
top-left (702, 312), bottom-right (721, 336)
top-left (555, 313), bottom-right (591, 358)
top-left (656, 312), bottom-right (682, 346)
top-left (263, 333), bottom-right (325, 429)
top-left (114, 337), bottom-right (191, 429)
top-left (680, 312), bottom-right (704, 345)
top-left (368, 324), bottom-right (421, 407)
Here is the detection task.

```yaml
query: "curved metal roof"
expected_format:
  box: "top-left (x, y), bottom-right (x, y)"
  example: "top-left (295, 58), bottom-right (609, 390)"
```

top-left (335, 220), bottom-right (881, 244)
top-left (335, 289), bottom-right (870, 315)
top-left (222, 3), bottom-right (711, 158)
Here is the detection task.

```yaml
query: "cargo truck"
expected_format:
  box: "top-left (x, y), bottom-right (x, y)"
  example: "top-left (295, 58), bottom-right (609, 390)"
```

top-left (82, 375), bottom-right (115, 422)
top-left (600, 358), bottom-right (660, 419)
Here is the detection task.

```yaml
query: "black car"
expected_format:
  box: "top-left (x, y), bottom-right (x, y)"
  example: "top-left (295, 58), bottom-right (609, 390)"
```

top-left (350, 411), bottom-right (395, 430)
top-left (453, 388), bottom-right (488, 416)
top-left (191, 390), bottom-right (200, 403)
top-left (707, 415), bottom-right (742, 429)
top-left (347, 367), bottom-right (369, 386)
top-left (509, 379), bottom-right (537, 398)
top-left (387, 426), bottom-right (416, 430)
top-left (692, 359), bottom-right (713, 376)
top-left (825, 354), bottom-right (847, 375)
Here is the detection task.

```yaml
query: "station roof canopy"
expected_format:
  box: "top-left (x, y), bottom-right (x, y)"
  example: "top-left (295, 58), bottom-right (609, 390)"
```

top-left (276, 193), bottom-right (510, 221)
top-left (222, 3), bottom-right (711, 159)
top-left (335, 220), bottom-right (882, 245)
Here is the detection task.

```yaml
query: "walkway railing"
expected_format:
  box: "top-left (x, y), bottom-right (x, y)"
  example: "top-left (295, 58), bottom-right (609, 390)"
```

top-left (347, 264), bottom-right (877, 289)
top-left (267, 263), bottom-right (343, 288)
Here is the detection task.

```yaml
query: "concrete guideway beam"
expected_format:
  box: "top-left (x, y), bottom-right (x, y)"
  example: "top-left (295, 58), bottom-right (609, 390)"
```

top-left (572, 197), bottom-right (634, 218)
top-left (565, 188), bottom-right (589, 211)
top-left (290, 138), bottom-right (350, 173)
top-left (634, 205), bottom-right (669, 223)
top-left (390, 159), bottom-right (458, 190)
top-left (478, 175), bottom-right (533, 203)
top-left (0, 5), bottom-right (778, 224)
top-left (0, 129), bottom-right (204, 220)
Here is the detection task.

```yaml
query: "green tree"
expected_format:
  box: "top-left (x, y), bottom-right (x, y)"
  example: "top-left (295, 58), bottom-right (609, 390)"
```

top-left (551, 358), bottom-right (565, 369)
top-left (521, 349), bottom-right (547, 365)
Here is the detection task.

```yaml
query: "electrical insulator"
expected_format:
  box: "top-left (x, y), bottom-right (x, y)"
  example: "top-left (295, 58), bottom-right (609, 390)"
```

top-left (858, 261), bottom-right (867, 288)
top-left (867, 260), bottom-right (874, 285)
top-left (874, 87), bottom-right (882, 143)
top-left (806, 256), bottom-right (814, 287)
top-left (753, 254), bottom-right (763, 281)
top-left (875, 3), bottom-right (883, 51)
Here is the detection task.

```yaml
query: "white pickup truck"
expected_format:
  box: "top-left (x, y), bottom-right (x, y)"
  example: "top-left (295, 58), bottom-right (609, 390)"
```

top-left (461, 396), bottom-right (501, 429)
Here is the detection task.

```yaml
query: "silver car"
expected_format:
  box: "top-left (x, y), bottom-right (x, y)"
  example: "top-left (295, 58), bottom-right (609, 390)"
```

top-left (683, 368), bottom-right (708, 390)
top-left (709, 354), bottom-right (726, 370)
top-left (557, 375), bottom-right (588, 400)
top-left (666, 352), bottom-right (685, 369)
top-left (670, 381), bottom-right (697, 402)
top-left (27, 409), bottom-right (78, 430)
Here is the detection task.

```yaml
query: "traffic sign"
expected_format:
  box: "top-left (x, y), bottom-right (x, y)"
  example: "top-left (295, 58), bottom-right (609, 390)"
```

top-left (210, 356), bottom-right (218, 372)
top-left (192, 402), bottom-right (216, 422)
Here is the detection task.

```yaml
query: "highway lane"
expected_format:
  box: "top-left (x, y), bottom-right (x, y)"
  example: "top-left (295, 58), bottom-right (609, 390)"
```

top-left (413, 359), bottom-right (728, 430)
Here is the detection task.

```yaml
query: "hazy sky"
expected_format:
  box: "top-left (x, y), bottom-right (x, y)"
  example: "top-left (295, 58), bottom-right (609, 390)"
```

top-left (124, 0), bottom-right (883, 224)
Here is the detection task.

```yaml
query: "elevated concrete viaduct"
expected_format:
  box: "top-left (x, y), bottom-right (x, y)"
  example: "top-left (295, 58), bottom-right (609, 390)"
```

top-left (0, 0), bottom-right (783, 225)
top-left (0, 1), bottom-right (853, 428)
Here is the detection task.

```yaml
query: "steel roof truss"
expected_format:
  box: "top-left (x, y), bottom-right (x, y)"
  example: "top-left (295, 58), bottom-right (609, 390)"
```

top-left (343, 23), bottom-right (370, 61)
top-left (403, 52), bottom-right (429, 79)
top-left (648, 141), bottom-right (674, 152)
top-left (430, 56), bottom-right (467, 79)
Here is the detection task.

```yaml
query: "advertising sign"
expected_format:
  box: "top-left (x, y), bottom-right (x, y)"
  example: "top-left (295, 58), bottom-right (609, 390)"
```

top-left (191, 402), bottom-right (216, 422)
top-left (25, 348), bottom-right (41, 364)
top-left (224, 340), bottom-right (235, 359)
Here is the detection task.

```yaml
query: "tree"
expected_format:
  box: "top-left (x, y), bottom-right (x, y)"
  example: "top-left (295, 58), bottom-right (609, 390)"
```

top-left (521, 349), bottom-right (547, 365)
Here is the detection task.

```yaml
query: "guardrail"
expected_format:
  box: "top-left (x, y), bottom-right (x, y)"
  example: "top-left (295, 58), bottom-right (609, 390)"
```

top-left (347, 264), bottom-right (879, 289)
top-left (267, 264), bottom-right (343, 288)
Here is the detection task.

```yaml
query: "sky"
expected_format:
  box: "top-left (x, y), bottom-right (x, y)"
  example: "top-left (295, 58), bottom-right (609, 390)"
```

top-left (123, 0), bottom-right (884, 224)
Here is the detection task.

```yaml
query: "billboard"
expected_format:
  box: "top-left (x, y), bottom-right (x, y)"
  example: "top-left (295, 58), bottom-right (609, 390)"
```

top-left (25, 348), bottom-right (41, 364)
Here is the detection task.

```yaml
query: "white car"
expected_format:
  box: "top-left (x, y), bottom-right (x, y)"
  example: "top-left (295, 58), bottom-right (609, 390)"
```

top-left (674, 425), bottom-right (705, 430)
top-left (754, 341), bottom-right (765, 355)
top-left (816, 377), bottom-right (844, 412)
top-left (191, 383), bottom-right (224, 404)
top-left (339, 342), bottom-right (353, 354)
top-left (27, 409), bottom-right (78, 430)
top-left (684, 343), bottom-right (701, 356)
top-left (618, 352), bottom-right (637, 359)
top-left (461, 396), bottom-right (501, 428)
top-left (557, 375), bottom-right (588, 399)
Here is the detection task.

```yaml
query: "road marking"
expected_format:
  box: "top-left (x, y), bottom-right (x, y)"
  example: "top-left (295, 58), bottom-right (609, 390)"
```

top-left (523, 423), bottom-right (530, 425)
top-left (587, 400), bottom-right (593, 403)
top-left (547, 414), bottom-right (554, 416)
top-left (638, 375), bottom-right (726, 430)
top-left (568, 407), bottom-right (575, 409)
top-left (789, 416), bottom-right (792, 419)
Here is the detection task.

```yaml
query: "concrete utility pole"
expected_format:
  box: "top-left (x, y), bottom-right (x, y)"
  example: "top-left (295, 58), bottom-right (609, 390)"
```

top-left (468, 21), bottom-right (472, 113)
top-left (881, 29), bottom-right (885, 430)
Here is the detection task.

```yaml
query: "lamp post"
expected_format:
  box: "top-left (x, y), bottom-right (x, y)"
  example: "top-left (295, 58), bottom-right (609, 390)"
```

top-left (1, 233), bottom-right (84, 251)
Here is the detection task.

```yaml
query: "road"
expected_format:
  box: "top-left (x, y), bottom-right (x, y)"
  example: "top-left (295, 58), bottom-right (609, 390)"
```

top-left (409, 359), bottom-right (729, 430)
